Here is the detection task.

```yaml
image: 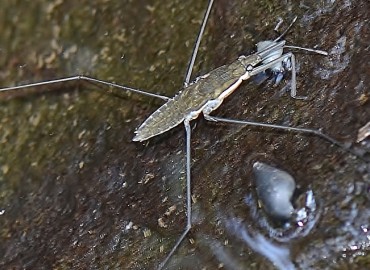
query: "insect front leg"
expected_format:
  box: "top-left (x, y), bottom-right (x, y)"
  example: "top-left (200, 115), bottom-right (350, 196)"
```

top-left (250, 52), bottom-right (308, 100)
top-left (284, 52), bottom-right (308, 100)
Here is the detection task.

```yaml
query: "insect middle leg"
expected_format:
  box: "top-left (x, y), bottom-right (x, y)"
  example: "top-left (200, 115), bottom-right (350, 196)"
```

top-left (0, 75), bottom-right (170, 101)
top-left (157, 0), bottom-right (215, 269)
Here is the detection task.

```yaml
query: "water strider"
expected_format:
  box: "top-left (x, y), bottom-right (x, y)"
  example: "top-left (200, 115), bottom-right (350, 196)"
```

top-left (132, 16), bottom-right (328, 142)
top-left (0, 0), bottom-right (368, 269)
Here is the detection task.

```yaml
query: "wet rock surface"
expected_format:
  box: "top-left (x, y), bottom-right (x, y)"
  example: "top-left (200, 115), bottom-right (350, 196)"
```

top-left (1, 0), bottom-right (370, 269)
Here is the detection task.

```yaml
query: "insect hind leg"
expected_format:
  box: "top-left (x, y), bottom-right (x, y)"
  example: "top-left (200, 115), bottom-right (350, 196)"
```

top-left (203, 115), bottom-right (368, 162)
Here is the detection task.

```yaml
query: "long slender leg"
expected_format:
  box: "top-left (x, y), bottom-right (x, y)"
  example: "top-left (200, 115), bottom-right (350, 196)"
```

top-left (0, 75), bottom-right (170, 101)
top-left (287, 53), bottom-right (305, 99)
top-left (205, 115), bottom-right (367, 162)
top-left (158, 120), bottom-right (193, 270)
top-left (158, 0), bottom-right (215, 268)
top-left (184, 0), bottom-right (215, 86)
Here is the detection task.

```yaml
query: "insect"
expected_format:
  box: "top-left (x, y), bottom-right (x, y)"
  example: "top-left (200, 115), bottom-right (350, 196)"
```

top-left (0, 0), bottom-right (366, 269)
top-left (132, 17), bottom-right (328, 142)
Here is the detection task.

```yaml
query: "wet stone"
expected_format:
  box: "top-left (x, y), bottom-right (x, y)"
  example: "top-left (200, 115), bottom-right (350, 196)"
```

top-left (253, 161), bottom-right (295, 221)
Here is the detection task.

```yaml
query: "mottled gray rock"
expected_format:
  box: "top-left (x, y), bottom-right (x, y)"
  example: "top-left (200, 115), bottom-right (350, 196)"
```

top-left (253, 162), bottom-right (296, 220)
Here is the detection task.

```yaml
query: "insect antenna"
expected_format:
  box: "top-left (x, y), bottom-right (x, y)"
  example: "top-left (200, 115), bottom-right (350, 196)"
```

top-left (284, 45), bottom-right (328, 55)
top-left (274, 16), bottom-right (328, 56)
top-left (273, 16), bottom-right (298, 42)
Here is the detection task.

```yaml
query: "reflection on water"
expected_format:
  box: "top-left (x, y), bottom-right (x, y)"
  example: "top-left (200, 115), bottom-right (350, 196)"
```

top-left (226, 216), bottom-right (295, 270)
top-left (244, 191), bottom-right (321, 243)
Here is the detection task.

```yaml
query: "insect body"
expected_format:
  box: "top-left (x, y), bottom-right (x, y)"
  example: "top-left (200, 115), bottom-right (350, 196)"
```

top-left (133, 53), bottom-right (262, 141)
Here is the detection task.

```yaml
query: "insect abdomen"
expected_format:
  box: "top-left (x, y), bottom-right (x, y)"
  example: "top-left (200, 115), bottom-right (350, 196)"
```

top-left (132, 98), bottom-right (187, 141)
